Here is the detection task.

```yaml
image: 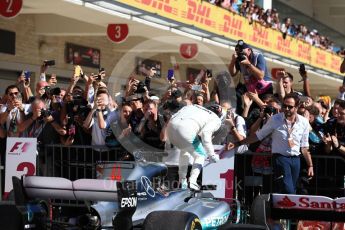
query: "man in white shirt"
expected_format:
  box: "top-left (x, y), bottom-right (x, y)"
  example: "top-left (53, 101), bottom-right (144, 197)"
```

top-left (166, 104), bottom-right (221, 190)
top-left (229, 93), bottom-right (314, 194)
top-left (0, 85), bottom-right (29, 137)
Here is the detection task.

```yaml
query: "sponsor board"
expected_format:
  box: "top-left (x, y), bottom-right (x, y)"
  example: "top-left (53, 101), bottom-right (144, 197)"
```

top-left (272, 194), bottom-right (345, 212)
top-left (5, 138), bottom-right (37, 193)
top-left (120, 197), bottom-right (138, 208)
top-left (202, 212), bottom-right (230, 228)
top-left (118, 0), bottom-right (342, 75)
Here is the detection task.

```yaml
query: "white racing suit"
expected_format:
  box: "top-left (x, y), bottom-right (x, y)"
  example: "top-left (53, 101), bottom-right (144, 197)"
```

top-left (167, 105), bottom-right (221, 187)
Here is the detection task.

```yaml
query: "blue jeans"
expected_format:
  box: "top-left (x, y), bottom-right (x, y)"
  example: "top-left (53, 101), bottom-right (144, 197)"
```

top-left (273, 154), bottom-right (300, 194)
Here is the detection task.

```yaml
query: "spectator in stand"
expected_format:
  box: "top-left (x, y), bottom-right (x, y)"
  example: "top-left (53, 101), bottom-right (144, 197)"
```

top-left (0, 85), bottom-right (27, 137)
top-left (138, 99), bottom-right (165, 150)
top-left (280, 17), bottom-right (293, 39)
top-left (17, 98), bottom-right (64, 140)
top-left (249, 98), bottom-right (280, 175)
top-left (128, 95), bottom-right (145, 135)
top-left (340, 56), bottom-right (345, 73)
top-left (192, 93), bottom-right (205, 107)
top-left (275, 69), bottom-right (311, 102)
top-left (330, 99), bottom-right (343, 119)
top-left (83, 90), bottom-right (117, 147)
top-left (229, 40), bottom-right (272, 114)
top-left (110, 102), bottom-right (133, 146)
top-left (228, 93), bottom-right (314, 194)
top-left (222, 103), bottom-right (248, 156)
top-left (301, 105), bottom-right (326, 156)
top-left (323, 100), bottom-right (345, 156)
top-left (239, 0), bottom-right (249, 17)
top-left (270, 9), bottom-right (280, 30)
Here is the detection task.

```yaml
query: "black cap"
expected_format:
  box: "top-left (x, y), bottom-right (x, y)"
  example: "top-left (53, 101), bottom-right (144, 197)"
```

top-left (171, 89), bottom-right (182, 99)
top-left (236, 40), bottom-right (251, 50)
top-left (207, 104), bottom-right (222, 117)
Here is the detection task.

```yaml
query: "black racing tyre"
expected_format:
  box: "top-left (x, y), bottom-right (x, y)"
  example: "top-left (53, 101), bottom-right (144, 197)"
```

top-left (0, 202), bottom-right (22, 230)
top-left (143, 211), bottom-right (202, 230)
top-left (218, 223), bottom-right (267, 229)
top-left (250, 194), bottom-right (270, 227)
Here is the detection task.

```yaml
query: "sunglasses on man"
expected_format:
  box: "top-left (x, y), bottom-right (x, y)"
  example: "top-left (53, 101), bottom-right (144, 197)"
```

top-left (282, 104), bottom-right (295, 110)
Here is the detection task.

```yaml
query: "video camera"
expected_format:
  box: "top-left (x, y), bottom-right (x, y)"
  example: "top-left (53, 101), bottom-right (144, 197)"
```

top-left (134, 81), bottom-right (147, 94)
top-left (39, 109), bottom-right (52, 120)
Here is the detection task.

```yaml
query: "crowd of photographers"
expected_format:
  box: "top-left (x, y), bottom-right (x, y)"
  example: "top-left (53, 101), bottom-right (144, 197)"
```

top-left (208, 0), bottom-right (345, 55)
top-left (0, 40), bottom-right (345, 192)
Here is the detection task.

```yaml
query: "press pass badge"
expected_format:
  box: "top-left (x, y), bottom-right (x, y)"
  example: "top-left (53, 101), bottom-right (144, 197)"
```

top-left (288, 137), bottom-right (295, 148)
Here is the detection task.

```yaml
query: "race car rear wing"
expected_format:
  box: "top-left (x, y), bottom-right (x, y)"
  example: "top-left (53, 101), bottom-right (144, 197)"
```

top-left (12, 176), bottom-right (137, 230)
top-left (21, 176), bottom-right (123, 201)
top-left (251, 193), bottom-right (345, 225)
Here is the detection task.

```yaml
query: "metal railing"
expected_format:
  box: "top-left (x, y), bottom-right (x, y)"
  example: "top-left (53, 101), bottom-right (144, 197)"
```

top-left (1, 144), bottom-right (344, 204)
top-left (233, 151), bottom-right (345, 208)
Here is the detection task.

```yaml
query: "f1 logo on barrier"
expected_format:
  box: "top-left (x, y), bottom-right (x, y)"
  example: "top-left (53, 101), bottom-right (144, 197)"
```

top-left (9, 142), bottom-right (32, 154)
top-left (107, 24), bottom-right (129, 43)
top-left (180, 43), bottom-right (198, 59)
top-left (0, 0), bottom-right (22, 18)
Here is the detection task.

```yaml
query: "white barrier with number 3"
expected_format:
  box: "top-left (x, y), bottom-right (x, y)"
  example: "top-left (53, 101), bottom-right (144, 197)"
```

top-left (202, 147), bottom-right (235, 199)
top-left (5, 137), bottom-right (37, 193)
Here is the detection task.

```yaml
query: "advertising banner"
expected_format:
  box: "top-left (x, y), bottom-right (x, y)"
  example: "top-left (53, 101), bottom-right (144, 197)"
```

top-left (5, 137), bottom-right (37, 193)
top-left (116, 0), bottom-right (343, 75)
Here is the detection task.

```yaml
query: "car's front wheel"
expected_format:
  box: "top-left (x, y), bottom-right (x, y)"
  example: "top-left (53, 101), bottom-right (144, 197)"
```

top-left (143, 210), bottom-right (202, 230)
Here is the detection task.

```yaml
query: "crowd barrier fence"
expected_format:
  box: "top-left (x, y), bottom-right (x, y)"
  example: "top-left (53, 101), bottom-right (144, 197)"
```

top-left (1, 144), bottom-right (344, 206)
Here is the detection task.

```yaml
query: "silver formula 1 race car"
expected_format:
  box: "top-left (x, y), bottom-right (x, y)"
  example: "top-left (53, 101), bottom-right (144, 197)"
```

top-left (9, 160), bottom-right (241, 230)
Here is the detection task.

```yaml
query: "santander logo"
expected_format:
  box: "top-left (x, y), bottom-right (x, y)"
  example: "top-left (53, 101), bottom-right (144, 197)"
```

top-left (277, 196), bottom-right (296, 208)
top-left (272, 194), bottom-right (345, 212)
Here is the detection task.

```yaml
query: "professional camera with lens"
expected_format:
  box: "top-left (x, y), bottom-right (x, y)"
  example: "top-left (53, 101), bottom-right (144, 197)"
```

top-left (66, 95), bottom-right (90, 118)
top-left (264, 106), bottom-right (277, 115)
top-left (135, 81), bottom-right (147, 94)
top-left (40, 109), bottom-right (52, 119)
top-left (235, 40), bottom-right (248, 62)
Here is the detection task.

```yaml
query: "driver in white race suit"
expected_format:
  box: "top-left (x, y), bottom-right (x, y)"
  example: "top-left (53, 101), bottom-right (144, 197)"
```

top-left (167, 104), bottom-right (221, 190)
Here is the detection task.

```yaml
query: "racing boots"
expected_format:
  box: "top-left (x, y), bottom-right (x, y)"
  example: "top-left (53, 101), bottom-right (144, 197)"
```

top-left (189, 182), bottom-right (200, 191)
top-left (180, 178), bottom-right (188, 190)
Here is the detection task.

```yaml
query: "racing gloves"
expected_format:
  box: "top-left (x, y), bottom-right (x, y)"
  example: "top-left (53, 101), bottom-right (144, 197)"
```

top-left (209, 154), bottom-right (219, 163)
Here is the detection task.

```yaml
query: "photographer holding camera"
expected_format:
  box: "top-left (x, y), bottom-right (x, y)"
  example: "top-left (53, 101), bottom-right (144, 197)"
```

top-left (17, 99), bottom-right (65, 144)
top-left (0, 85), bottom-right (27, 137)
top-left (229, 40), bottom-right (272, 114)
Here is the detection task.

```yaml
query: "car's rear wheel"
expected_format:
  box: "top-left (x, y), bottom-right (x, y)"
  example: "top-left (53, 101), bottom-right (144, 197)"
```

top-left (143, 211), bottom-right (202, 230)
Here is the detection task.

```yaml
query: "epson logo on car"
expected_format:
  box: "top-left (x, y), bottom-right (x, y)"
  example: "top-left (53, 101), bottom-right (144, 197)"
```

top-left (121, 197), bottom-right (137, 208)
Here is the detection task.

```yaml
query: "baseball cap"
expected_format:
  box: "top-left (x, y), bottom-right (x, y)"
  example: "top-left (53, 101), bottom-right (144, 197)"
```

top-left (236, 40), bottom-right (251, 50)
